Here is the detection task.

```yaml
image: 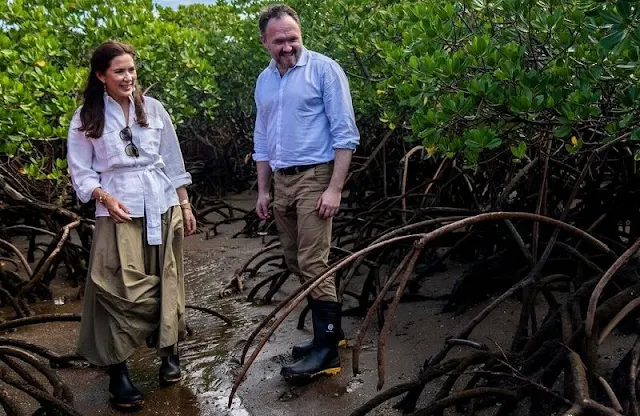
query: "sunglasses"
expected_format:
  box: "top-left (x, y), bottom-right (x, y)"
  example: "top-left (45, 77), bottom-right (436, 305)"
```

top-left (119, 126), bottom-right (139, 157)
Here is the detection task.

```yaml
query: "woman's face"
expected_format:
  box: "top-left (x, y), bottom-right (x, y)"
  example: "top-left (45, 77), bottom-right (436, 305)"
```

top-left (97, 53), bottom-right (136, 102)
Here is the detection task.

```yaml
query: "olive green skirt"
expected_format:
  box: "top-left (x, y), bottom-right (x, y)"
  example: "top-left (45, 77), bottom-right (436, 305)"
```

top-left (76, 207), bottom-right (185, 366)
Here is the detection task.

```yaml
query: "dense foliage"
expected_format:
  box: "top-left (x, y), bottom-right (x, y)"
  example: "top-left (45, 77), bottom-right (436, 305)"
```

top-left (0, 0), bottom-right (265, 198)
top-left (2, 0), bottom-right (640, 196)
top-left (4, 2), bottom-right (640, 414)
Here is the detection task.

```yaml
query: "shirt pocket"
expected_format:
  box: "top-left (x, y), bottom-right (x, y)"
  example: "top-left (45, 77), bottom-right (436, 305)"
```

top-left (140, 115), bottom-right (164, 155)
top-left (92, 129), bottom-right (121, 160)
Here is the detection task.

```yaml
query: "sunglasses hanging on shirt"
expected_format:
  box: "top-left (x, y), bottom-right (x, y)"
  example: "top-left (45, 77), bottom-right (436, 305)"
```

top-left (119, 126), bottom-right (139, 157)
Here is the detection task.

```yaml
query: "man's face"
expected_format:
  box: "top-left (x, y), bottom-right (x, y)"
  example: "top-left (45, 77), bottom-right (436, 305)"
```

top-left (261, 15), bottom-right (302, 74)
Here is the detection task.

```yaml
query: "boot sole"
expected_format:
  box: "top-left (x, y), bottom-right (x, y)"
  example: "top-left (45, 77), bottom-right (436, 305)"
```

top-left (159, 375), bottom-right (182, 387)
top-left (282, 366), bottom-right (341, 381)
top-left (315, 366), bottom-right (341, 377)
top-left (109, 393), bottom-right (144, 410)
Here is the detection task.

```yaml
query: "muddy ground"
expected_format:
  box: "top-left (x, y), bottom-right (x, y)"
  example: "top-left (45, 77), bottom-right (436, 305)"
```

top-left (1, 192), bottom-right (634, 415)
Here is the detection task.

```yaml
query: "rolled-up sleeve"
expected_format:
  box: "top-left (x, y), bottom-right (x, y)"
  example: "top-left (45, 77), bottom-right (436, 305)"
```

top-left (252, 80), bottom-right (269, 162)
top-left (67, 113), bottom-right (101, 203)
top-left (323, 62), bottom-right (360, 150)
top-left (158, 106), bottom-right (192, 189)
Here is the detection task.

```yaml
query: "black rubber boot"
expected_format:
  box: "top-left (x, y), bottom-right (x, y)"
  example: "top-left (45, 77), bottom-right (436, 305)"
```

top-left (292, 298), bottom-right (347, 359)
top-left (159, 354), bottom-right (181, 386)
top-left (108, 362), bottom-right (144, 410)
top-left (145, 330), bottom-right (158, 348)
top-left (291, 327), bottom-right (347, 360)
top-left (281, 300), bottom-right (342, 380)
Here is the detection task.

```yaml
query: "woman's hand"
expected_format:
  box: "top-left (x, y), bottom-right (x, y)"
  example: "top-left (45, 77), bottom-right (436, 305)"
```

top-left (182, 207), bottom-right (197, 236)
top-left (175, 187), bottom-right (195, 235)
top-left (104, 196), bottom-right (132, 223)
top-left (94, 188), bottom-right (131, 223)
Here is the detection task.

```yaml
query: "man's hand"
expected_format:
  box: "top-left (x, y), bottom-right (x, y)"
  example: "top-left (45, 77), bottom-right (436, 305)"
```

top-left (104, 196), bottom-right (132, 223)
top-left (256, 193), bottom-right (271, 220)
top-left (316, 187), bottom-right (341, 219)
top-left (183, 208), bottom-right (197, 236)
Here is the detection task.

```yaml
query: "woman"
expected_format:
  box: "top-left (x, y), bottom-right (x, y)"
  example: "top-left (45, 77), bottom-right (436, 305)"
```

top-left (67, 40), bottom-right (197, 410)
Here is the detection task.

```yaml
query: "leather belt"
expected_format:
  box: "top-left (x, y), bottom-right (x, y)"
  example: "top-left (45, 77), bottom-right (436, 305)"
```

top-left (277, 162), bottom-right (332, 176)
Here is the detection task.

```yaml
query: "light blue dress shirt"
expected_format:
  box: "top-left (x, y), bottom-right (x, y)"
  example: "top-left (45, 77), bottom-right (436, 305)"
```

top-left (253, 47), bottom-right (360, 171)
top-left (67, 95), bottom-right (191, 245)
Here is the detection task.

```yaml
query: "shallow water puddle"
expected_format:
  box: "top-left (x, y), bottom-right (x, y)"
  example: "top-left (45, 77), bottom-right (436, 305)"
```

top-left (132, 258), bottom-right (256, 415)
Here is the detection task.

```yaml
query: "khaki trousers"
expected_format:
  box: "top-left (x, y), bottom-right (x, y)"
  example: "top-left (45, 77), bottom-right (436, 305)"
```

top-left (76, 207), bottom-right (185, 366)
top-left (273, 163), bottom-right (337, 301)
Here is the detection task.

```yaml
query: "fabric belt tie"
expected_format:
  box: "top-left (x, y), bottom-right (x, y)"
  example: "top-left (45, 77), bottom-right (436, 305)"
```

top-left (100, 164), bottom-right (163, 246)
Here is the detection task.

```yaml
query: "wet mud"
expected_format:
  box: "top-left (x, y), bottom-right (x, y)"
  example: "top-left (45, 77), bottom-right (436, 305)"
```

top-left (3, 194), bottom-right (265, 415)
top-left (2, 193), bottom-right (635, 415)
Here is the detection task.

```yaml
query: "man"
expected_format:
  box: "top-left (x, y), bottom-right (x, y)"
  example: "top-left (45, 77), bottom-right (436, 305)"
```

top-left (253, 4), bottom-right (360, 380)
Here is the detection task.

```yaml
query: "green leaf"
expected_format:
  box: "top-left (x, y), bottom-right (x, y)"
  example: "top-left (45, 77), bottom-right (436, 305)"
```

top-left (554, 124), bottom-right (572, 138)
top-left (600, 9), bottom-right (623, 24)
top-left (613, 32), bottom-right (631, 55)
top-left (464, 138), bottom-right (482, 150)
top-left (510, 141), bottom-right (527, 159)
top-left (409, 55), bottom-right (419, 69)
top-left (487, 138), bottom-right (502, 149)
top-left (600, 30), bottom-right (625, 51)
top-left (619, 114), bottom-right (633, 129)
top-left (633, 25), bottom-right (640, 43)
top-left (606, 122), bottom-right (619, 133)
top-left (616, 0), bottom-right (632, 20)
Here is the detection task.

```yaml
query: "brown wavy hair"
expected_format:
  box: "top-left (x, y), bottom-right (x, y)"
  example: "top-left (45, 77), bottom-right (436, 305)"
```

top-left (79, 41), bottom-right (148, 138)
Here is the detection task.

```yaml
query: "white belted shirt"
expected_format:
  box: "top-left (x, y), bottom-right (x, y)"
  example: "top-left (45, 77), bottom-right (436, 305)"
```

top-left (67, 95), bottom-right (191, 245)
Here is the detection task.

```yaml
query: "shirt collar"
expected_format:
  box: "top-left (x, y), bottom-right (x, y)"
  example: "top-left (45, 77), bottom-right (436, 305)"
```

top-left (103, 92), bottom-right (136, 124)
top-left (269, 47), bottom-right (309, 74)
top-left (103, 92), bottom-right (135, 106)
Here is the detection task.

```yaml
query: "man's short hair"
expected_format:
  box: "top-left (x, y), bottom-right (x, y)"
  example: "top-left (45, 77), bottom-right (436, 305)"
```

top-left (258, 4), bottom-right (301, 36)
